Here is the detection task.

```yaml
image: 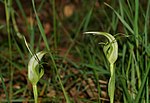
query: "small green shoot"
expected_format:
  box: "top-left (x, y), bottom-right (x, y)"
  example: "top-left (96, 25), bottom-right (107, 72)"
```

top-left (28, 51), bottom-right (46, 103)
top-left (84, 32), bottom-right (118, 103)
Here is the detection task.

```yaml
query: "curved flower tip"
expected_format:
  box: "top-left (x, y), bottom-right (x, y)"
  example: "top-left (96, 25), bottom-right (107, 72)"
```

top-left (28, 51), bottom-right (46, 85)
top-left (84, 32), bottom-right (118, 64)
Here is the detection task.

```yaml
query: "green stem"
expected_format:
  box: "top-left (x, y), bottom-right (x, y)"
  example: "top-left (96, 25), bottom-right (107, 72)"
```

top-left (4, 0), bottom-right (13, 100)
top-left (52, 0), bottom-right (57, 49)
top-left (33, 85), bottom-right (38, 103)
top-left (108, 63), bottom-right (115, 103)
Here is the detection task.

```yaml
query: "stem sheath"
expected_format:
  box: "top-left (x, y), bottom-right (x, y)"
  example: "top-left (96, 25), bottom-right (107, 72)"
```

top-left (33, 85), bottom-right (38, 103)
top-left (108, 63), bottom-right (115, 103)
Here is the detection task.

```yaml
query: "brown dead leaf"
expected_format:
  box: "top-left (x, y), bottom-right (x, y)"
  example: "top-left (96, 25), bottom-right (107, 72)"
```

top-left (13, 83), bottom-right (21, 89)
top-left (47, 90), bottom-right (56, 97)
top-left (27, 16), bottom-right (34, 25)
top-left (63, 4), bottom-right (75, 17)
top-left (44, 23), bottom-right (51, 35)
top-left (70, 87), bottom-right (77, 97)
top-left (47, 86), bottom-right (56, 97)
top-left (87, 78), bottom-right (98, 99)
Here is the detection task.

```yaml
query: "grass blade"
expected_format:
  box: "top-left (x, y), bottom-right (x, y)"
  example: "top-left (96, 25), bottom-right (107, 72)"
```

top-left (31, 0), bottom-right (70, 102)
top-left (0, 74), bottom-right (10, 103)
top-left (144, 0), bottom-right (150, 102)
top-left (135, 62), bottom-right (150, 103)
top-left (104, 2), bottom-right (134, 34)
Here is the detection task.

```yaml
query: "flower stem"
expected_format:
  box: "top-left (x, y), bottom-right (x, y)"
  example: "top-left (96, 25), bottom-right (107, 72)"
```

top-left (108, 63), bottom-right (115, 103)
top-left (33, 85), bottom-right (38, 103)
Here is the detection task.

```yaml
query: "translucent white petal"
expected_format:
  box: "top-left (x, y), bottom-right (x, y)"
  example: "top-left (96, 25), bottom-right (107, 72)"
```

top-left (28, 51), bottom-right (46, 85)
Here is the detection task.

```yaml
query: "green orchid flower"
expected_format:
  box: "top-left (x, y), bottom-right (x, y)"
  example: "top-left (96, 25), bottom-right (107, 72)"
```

top-left (84, 32), bottom-right (118, 103)
top-left (28, 51), bottom-right (46, 103)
